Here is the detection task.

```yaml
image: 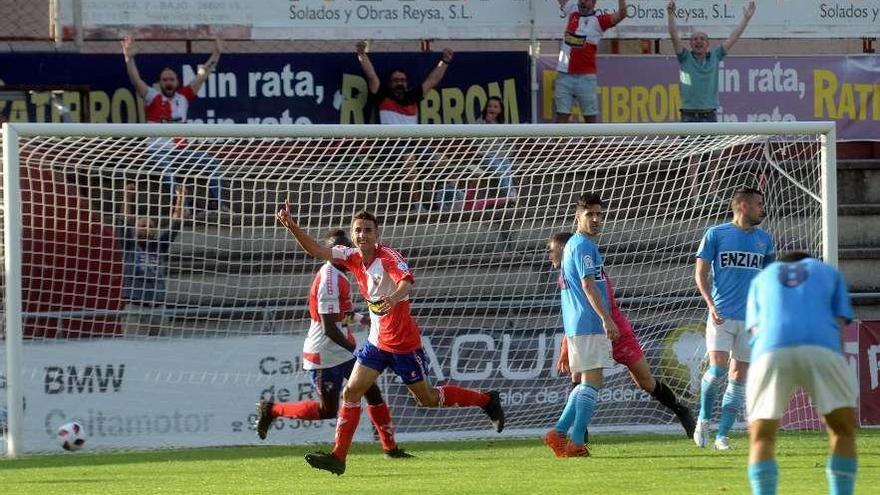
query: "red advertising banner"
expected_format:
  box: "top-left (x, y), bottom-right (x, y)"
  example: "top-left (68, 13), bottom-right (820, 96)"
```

top-left (859, 321), bottom-right (880, 426)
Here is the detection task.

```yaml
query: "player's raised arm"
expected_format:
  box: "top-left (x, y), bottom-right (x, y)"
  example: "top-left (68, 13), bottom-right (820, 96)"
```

top-left (722, 0), bottom-right (756, 53)
top-left (356, 41), bottom-right (381, 94)
top-left (276, 200), bottom-right (333, 261)
top-left (190, 36), bottom-right (223, 94)
top-left (422, 48), bottom-right (453, 94)
top-left (666, 0), bottom-right (684, 55)
top-left (580, 276), bottom-right (619, 341)
top-left (610, 0), bottom-right (628, 25)
top-left (121, 36), bottom-right (150, 98)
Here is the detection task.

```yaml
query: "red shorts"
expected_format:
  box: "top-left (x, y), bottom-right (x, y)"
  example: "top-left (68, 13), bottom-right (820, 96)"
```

top-left (611, 323), bottom-right (644, 367)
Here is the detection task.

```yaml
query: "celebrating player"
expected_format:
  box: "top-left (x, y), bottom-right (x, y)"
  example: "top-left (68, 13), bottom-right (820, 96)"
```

top-left (745, 252), bottom-right (857, 495)
top-left (254, 229), bottom-right (411, 459)
top-left (276, 204), bottom-right (504, 475)
top-left (544, 193), bottom-right (619, 458)
top-left (694, 187), bottom-right (775, 450)
top-left (548, 232), bottom-right (696, 441)
top-left (554, 0), bottom-right (627, 123)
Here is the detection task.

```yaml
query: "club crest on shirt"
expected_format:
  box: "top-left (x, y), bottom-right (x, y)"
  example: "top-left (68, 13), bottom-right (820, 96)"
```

top-left (397, 261), bottom-right (409, 272)
top-left (582, 254), bottom-right (594, 268)
top-left (777, 262), bottom-right (808, 288)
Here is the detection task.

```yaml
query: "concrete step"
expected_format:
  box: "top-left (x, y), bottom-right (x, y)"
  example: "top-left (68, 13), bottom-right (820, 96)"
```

top-left (838, 160), bottom-right (880, 205)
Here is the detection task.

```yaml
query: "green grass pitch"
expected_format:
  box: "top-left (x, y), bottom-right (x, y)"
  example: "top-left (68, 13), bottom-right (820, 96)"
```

top-left (2, 430), bottom-right (878, 494)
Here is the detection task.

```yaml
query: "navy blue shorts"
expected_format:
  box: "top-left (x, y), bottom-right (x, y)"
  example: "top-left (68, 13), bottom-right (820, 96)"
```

top-left (309, 359), bottom-right (355, 397)
top-left (355, 341), bottom-right (430, 385)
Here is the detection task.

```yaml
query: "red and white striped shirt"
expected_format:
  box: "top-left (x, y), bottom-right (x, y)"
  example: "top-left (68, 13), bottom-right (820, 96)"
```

top-left (144, 86), bottom-right (196, 123)
top-left (302, 263), bottom-right (356, 370)
top-left (332, 244), bottom-right (421, 353)
top-left (556, 1), bottom-right (617, 75)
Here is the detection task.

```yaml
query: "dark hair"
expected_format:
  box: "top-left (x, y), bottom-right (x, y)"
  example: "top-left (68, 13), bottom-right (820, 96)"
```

top-left (324, 229), bottom-right (352, 248)
top-left (777, 251), bottom-right (811, 263)
top-left (481, 96), bottom-right (505, 123)
top-left (731, 187), bottom-right (763, 207)
top-left (576, 193), bottom-right (603, 210)
top-left (547, 232), bottom-right (574, 247)
top-left (352, 210), bottom-right (380, 228)
top-left (159, 66), bottom-right (178, 77)
top-left (386, 68), bottom-right (408, 82)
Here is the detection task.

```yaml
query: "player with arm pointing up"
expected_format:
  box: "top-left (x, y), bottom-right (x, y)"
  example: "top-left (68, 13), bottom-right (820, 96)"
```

top-left (694, 187), bottom-right (774, 450)
top-left (276, 203), bottom-right (504, 475)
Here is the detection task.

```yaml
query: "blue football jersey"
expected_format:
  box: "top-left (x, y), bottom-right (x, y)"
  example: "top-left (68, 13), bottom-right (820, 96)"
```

top-left (696, 223), bottom-right (775, 320)
top-left (746, 258), bottom-right (854, 361)
top-left (560, 233), bottom-right (609, 337)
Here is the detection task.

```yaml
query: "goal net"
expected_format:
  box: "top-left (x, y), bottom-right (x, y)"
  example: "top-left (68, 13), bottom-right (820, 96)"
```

top-left (2, 122), bottom-right (835, 455)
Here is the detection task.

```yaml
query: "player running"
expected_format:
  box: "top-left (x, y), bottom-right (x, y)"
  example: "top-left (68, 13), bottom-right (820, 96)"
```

top-left (745, 252), bottom-right (857, 495)
top-left (254, 229), bottom-right (411, 459)
top-left (276, 205), bottom-right (504, 475)
top-left (694, 187), bottom-right (775, 450)
top-left (548, 232), bottom-right (696, 441)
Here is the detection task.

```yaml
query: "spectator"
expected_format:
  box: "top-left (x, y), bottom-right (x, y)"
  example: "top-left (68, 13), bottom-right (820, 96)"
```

top-left (117, 182), bottom-right (185, 337)
top-left (122, 35), bottom-right (227, 215)
top-left (554, 0), bottom-right (627, 123)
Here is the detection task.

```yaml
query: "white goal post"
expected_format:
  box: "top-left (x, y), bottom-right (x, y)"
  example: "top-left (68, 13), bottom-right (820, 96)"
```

top-left (2, 122), bottom-right (836, 457)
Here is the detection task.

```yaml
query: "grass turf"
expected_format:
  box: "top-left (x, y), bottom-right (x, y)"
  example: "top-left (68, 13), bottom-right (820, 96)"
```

top-left (2, 430), bottom-right (878, 494)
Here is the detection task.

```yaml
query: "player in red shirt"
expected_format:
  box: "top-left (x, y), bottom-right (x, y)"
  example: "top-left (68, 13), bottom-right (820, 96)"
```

top-left (548, 232), bottom-right (695, 445)
top-left (554, 0), bottom-right (627, 123)
top-left (276, 205), bottom-right (504, 475)
top-left (254, 229), bottom-right (411, 458)
top-left (121, 35), bottom-right (226, 215)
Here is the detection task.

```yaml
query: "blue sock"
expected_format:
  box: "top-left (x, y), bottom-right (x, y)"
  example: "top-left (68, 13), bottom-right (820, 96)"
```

top-left (569, 384), bottom-right (598, 445)
top-left (717, 379), bottom-right (745, 438)
top-left (747, 460), bottom-right (778, 495)
top-left (826, 455), bottom-right (857, 495)
top-left (555, 386), bottom-right (580, 434)
top-left (699, 364), bottom-right (727, 421)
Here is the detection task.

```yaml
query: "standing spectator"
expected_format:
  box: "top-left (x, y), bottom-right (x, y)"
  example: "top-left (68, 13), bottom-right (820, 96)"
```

top-left (745, 252), bottom-right (857, 494)
top-left (667, 0), bottom-right (755, 123)
top-left (118, 182), bottom-right (185, 337)
top-left (554, 0), bottom-right (627, 123)
top-left (356, 40), bottom-right (453, 124)
top-left (122, 35), bottom-right (227, 214)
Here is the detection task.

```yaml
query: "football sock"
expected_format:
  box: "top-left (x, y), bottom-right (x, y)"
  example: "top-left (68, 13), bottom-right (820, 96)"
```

top-left (699, 364), bottom-right (727, 421)
top-left (330, 401), bottom-right (361, 461)
top-left (367, 403), bottom-right (397, 451)
top-left (826, 455), bottom-right (857, 495)
top-left (717, 379), bottom-right (745, 439)
top-left (570, 381), bottom-right (590, 443)
top-left (650, 379), bottom-right (684, 414)
top-left (555, 385), bottom-right (581, 434)
top-left (747, 459), bottom-right (778, 495)
top-left (570, 384), bottom-right (598, 446)
top-left (437, 385), bottom-right (490, 407)
top-left (271, 401), bottom-right (321, 420)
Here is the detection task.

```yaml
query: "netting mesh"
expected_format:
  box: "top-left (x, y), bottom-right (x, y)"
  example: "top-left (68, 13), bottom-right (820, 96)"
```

top-left (2, 126), bottom-right (827, 453)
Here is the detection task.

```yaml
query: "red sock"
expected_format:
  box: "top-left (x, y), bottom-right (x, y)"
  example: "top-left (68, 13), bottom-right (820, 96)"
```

top-left (271, 401), bottom-right (321, 420)
top-left (437, 385), bottom-right (490, 408)
top-left (331, 402), bottom-right (361, 461)
top-left (367, 403), bottom-right (397, 451)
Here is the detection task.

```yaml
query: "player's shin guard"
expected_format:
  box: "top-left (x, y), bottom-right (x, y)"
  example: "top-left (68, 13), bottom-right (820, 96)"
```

top-left (367, 403), bottom-right (397, 451)
top-left (271, 401), bottom-right (321, 420)
top-left (747, 459), bottom-right (778, 495)
top-left (826, 455), bottom-right (857, 495)
top-left (716, 379), bottom-right (745, 439)
top-left (699, 364), bottom-right (727, 421)
top-left (331, 402), bottom-right (361, 461)
top-left (436, 385), bottom-right (490, 408)
top-left (555, 386), bottom-right (580, 433)
top-left (570, 384), bottom-right (598, 446)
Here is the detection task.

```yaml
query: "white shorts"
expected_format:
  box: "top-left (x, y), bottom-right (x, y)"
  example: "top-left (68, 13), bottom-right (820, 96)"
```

top-left (747, 346), bottom-right (857, 421)
top-left (706, 317), bottom-right (750, 362)
top-left (567, 334), bottom-right (612, 373)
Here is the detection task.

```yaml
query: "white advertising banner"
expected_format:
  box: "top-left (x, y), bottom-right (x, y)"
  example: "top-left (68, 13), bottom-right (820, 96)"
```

top-left (2, 336), bottom-right (373, 452)
top-left (61, 1), bottom-right (880, 40)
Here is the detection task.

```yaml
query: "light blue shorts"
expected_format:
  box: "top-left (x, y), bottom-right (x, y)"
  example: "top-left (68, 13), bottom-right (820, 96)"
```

top-left (555, 73), bottom-right (598, 116)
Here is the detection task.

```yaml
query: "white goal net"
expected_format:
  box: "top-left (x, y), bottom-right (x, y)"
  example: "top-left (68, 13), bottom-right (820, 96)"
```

top-left (2, 122), bottom-right (835, 455)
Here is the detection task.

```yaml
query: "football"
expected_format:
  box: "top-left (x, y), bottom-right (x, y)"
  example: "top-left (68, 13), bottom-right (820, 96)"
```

top-left (57, 421), bottom-right (86, 451)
